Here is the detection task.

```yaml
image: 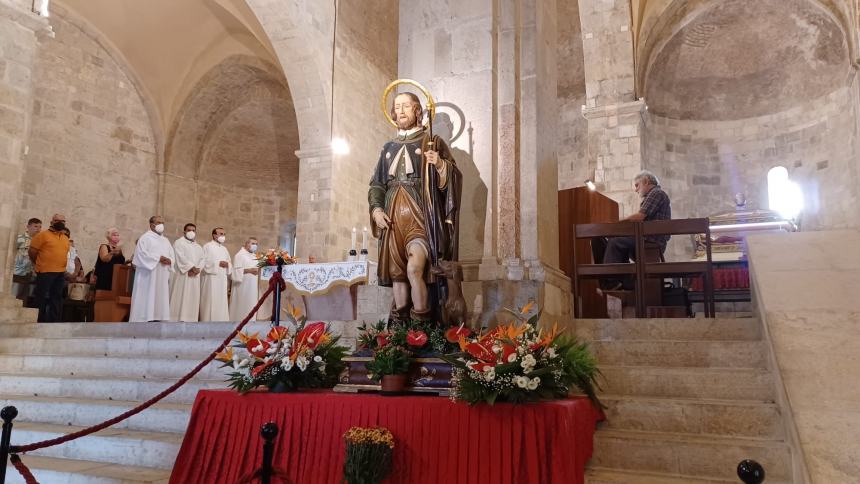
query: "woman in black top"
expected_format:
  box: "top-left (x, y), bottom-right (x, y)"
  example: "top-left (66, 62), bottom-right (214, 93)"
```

top-left (94, 228), bottom-right (126, 290)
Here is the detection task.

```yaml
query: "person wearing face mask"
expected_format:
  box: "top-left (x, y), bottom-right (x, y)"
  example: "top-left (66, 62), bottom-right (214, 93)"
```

top-left (94, 228), bottom-right (126, 291)
top-left (129, 215), bottom-right (175, 322)
top-left (29, 214), bottom-right (71, 322)
top-left (200, 227), bottom-right (232, 321)
top-left (170, 223), bottom-right (205, 322)
top-left (229, 237), bottom-right (260, 322)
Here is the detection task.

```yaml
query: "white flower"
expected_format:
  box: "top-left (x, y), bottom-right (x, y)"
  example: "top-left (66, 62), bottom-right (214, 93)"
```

top-left (483, 367), bottom-right (496, 381)
top-left (546, 347), bottom-right (557, 358)
top-left (522, 354), bottom-right (537, 367)
top-left (517, 346), bottom-right (526, 355)
top-left (313, 355), bottom-right (323, 362)
top-left (252, 344), bottom-right (263, 353)
top-left (266, 346), bottom-right (277, 355)
top-left (507, 353), bottom-right (517, 363)
top-left (523, 366), bottom-right (532, 375)
top-left (231, 353), bottom-right (240, 362)
top-left (281, 358), bottom-right (294, 371)
top-left (515, 376), bottom-right (529, 388)
top-left (296, 356), bottom-right (309, 372)
top-left (527, 377), bottom-right (540, 391)
top-left (238, 358), bottom-right (249, 367)
top-left (492, 345), bottom-right (501, 353)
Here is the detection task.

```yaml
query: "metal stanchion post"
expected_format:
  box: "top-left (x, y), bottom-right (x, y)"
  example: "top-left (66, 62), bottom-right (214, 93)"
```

top-left (1, 406), bottom-right (19, 484)
top-left (260, 422), bottom-right (279, 484)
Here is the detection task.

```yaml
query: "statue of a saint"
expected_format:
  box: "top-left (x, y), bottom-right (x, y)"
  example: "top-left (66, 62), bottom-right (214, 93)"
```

top-left (368, 89), bottom-right (461, 324)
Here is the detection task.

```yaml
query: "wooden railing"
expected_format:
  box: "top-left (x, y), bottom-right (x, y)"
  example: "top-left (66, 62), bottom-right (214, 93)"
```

top-left (572, 218), bottom-right (715, 318)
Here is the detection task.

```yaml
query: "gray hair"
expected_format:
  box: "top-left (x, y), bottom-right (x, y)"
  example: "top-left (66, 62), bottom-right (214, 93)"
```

top-left (105, 227), bottom-right (119, 239)
top-left (634, 170), bottom-right (660, 186)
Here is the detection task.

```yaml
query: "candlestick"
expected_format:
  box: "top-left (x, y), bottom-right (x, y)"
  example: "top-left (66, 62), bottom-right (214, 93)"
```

top-left (351, 227), bottom-right (356, 251)
top-left (362, 226), bottom-right (368, 250)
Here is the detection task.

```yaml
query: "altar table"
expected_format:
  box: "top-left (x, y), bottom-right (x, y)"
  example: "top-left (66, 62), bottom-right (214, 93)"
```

top-left (169, 390), bottom-right (601, 484)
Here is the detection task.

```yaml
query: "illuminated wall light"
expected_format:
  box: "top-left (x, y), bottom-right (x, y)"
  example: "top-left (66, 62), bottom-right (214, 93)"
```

top-left (584, 180), bottom-right (597, 191)
top-left (331, 137), bottom-right (350, 155)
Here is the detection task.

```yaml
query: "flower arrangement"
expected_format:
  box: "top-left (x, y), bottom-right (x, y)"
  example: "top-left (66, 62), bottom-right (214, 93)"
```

top-left (216, 306), bottom-right (348, 393)
top-left (357, 319), bottom-right (466, 357)
top-left (443, 303), bottom-right (602, 406)
top-left (342, 427), bottom-right (394, 484)
top-left (255, 248), bottom-right (297, 268)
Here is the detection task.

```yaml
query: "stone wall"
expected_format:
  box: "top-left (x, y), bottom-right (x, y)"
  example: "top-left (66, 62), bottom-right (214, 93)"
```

top-left (556, 0), bottom-right (588, 191)
top-left (644, 84), bottom-right (860, 249)
top-left (397, 0), bottom-right (494, 263)
top-left (0, 0), bottom-right (46, 293)
top-left (20, 5), bottom-right (158, 270)
top-left (311, 0), bottom-right (398, 261)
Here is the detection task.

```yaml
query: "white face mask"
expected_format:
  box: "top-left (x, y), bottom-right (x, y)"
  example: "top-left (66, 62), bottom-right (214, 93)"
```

top-left (154, 223), bottom-right (165, 234)
top-left (185, 231), bottom-right (196, 241)
top-left (249, 244), bottom-right (258, 253)
top-left (217, 235), bottom-right (226, 244)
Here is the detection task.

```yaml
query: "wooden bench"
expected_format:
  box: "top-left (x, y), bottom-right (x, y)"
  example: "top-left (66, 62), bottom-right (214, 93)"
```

top-left (572, 218), bottom-right (715, 318)
top-left (93, 264), bottom-right (134, 322)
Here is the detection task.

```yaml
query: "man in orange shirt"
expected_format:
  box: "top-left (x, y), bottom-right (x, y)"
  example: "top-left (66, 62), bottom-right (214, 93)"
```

top-left (29, 213), bottom-right (70, 322)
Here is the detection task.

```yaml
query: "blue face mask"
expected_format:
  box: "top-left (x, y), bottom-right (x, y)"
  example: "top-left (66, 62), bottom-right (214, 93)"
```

top-left (250, 244), bottom-right (258, 253)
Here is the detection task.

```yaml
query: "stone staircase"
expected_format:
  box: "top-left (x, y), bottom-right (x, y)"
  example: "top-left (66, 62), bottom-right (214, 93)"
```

top-left (0, 319), bottom-right (275, 483)
top-left (577, 317), bottom-right (793, 483)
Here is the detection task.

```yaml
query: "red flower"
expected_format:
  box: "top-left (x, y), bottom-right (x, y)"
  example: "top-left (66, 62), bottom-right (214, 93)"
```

top-left (246, 338), bottom-right (270, 358)
top-left (464, 342), bottom-right (495, 365)
top-left (295, 322), bottom-right (326, 350)
top-left (406, 330), bottom-right (428, 348)
top-left (500, 344), bottom-right (517, 363)
top-left (251, 360), bottom-right (275, 377)
top-left (376, 332), bottom-right (390, 348)
top-left (445, 325), bottom-right (473, 343)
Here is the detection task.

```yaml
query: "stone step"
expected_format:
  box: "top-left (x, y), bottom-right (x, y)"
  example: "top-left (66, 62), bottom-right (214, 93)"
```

top-left (0, 354), bottom-right (226, 379)
top-left (585, 467), bottom-right (790, 484)
top-left (4, 455), bottom-right (170, 484)
top-left (0, 395), bottom-right (190, 434)
top-left (574, 318), bottom-right (762, 342)
top-left (599, 366), bottom-right (775, 401)
top-left (9, 421), bottom-right (181, 470)
top-left (599, 395), bottom-right (784, 439)
top-left (590, 340), bottom-right (767, 368)
top-left (586, 467), bottom-right (734, 483)
top-left (0, 373), bottom-right (225, 405)
top-left (0, 336), bottom-right (221, 358)
top-left (0, 321), bottom-right (277, 339)
top-left (592, 429), bottom-right (792, 481)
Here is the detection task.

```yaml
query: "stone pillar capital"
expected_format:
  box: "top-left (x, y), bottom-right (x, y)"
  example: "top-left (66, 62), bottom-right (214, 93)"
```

top-left (294, 145), bottom-right (334, 160)
top-left (582, 99), bottom-right (646, 120)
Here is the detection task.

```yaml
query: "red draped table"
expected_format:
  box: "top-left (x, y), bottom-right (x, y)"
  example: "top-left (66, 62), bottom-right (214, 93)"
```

top-left (170, 390), bottom-right (601, 484)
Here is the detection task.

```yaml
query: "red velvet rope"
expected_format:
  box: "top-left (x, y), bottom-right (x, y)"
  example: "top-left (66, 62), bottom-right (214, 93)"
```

top-left (10, 273), bottom-right (286, 455)
top-left (10, 454), bottom-right (38, 484)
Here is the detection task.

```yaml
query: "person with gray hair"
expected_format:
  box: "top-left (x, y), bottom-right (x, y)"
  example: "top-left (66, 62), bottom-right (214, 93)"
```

top-left (601, 170), bottom-right (672, 289)
top-left (94, 227), bottom-right (126, 291)
top-left (230, 236), bottom-right (260, 322)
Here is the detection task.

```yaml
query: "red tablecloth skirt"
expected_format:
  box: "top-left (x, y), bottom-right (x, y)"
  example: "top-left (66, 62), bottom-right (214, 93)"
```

top-left (170, 390), bottom-right (601, 484)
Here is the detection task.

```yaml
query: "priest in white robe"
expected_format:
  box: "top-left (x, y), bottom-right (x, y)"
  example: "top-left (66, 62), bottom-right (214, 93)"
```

top-left (129, 216), bottom-right (175, 322)
top-left (170, 223), bottom-right (204, 322)
top-left (200, 227), bottom-right (232, 321)
top-left (230, 237), bottom-right (260, 322)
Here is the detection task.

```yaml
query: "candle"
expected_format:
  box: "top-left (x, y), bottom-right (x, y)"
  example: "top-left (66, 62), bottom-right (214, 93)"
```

top-left (351, 227), bottom-right (357, 251)
top-left (362, 226), bottom-right (368, 250)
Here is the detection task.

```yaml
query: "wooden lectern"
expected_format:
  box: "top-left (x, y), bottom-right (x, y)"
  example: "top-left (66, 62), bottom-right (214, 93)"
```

top-left (93, 264), bottom-right (134, 322)
top-left (558, 187), bottom-right (619, 318)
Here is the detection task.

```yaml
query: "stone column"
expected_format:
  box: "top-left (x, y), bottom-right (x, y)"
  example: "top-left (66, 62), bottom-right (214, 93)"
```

top-left (471, 0), bottom-right (570, 323)
top-left (0, 1), bottom-right (48, 305)
top-left (293, 145), bottom-right (336, 261)
top-left (578, 0), bottom-right (644, 216)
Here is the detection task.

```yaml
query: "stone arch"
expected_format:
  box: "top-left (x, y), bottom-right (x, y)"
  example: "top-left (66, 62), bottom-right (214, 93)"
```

top-left (636, 0), bottom-right (854, 115)
top-left (161, 54), bottom-right (300, 251)
top-left (240, 0), bottom-right (335, 149)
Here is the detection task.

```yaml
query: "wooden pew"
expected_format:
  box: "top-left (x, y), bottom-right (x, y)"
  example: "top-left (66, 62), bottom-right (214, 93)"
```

top-left (572, 222), bottom-right (643, 318)
top-left (93, 264), bottom-right (134, 322)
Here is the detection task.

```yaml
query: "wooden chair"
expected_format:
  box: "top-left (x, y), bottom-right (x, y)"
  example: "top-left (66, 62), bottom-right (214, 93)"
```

top-left (572, 222), bottom-right (643, 318)
top-left (93, 264), bottom-right (134, 322)
top-left (637, 218), bottom-right (715, 317)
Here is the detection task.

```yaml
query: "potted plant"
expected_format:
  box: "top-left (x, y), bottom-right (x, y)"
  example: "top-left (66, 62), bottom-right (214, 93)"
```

top-left (365, 344), bottom-right (411, 394)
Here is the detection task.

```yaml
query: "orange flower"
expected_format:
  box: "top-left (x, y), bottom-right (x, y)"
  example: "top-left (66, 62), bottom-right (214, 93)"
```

top-left (267, 326), bottom-right (289, 342)
top-left (215, 347), bottom-right (235, 363)
top-left (520, 301), bottom-right (535, 314)
top-left (238, 331), bottom-right (261, 345)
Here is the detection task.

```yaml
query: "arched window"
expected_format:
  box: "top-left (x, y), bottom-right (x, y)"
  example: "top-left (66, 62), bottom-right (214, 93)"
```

top-left (767, 166), bottom-right (803, 220)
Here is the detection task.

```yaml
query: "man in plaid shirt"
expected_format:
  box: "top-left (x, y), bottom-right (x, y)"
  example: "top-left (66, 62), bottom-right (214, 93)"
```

top-left (602, 170), bottom-right (671, 289)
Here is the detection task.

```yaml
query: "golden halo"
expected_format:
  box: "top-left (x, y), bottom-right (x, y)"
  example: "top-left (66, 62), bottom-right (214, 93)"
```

top-left (381, 79), bottom-right (435, 129)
